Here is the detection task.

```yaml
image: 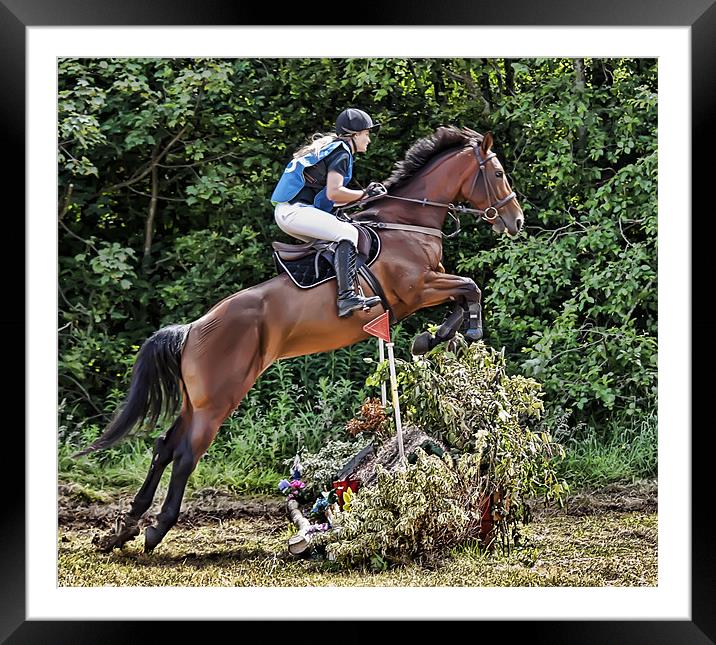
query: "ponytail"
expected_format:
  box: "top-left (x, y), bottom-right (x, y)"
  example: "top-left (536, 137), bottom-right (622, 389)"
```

top-left (293, 132), bottom-right (353, 159)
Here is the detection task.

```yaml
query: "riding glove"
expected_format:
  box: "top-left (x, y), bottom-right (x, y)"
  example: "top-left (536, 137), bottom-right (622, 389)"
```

top-left (364, 182), bottom-right (387, 198)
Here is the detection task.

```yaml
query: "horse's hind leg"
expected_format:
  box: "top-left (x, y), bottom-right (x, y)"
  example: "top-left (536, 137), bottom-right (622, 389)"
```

top-left (95, 415), bottom-right (187, 553)
top-left (143, 407), bottom-right (229, 553)
top-left (141, 300), bottom-right (270, 553)
top-left (128, 417), bottom-right (185, 520)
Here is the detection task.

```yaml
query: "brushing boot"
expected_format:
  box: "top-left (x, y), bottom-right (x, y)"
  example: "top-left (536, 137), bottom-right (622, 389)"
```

top-left (334, 239), bottom-right (382, 317)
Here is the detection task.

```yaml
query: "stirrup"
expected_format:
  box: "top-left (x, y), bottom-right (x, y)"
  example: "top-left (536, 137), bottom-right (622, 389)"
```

top-left (337, 294), bottom-right (382, 317)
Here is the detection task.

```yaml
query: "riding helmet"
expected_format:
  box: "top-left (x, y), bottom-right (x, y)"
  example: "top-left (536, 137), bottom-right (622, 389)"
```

top-left (336, 108), bottom-right (381, 135)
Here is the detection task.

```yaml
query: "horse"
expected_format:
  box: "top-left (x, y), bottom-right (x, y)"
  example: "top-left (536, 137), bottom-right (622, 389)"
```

top-left (76, 126), bottom-right (524, 554)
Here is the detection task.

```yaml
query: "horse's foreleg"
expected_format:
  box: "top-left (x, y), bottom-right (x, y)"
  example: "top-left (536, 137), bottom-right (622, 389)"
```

top-left (461, 298), bottom-right (483, 341)
top-left (411, 303), bottom-right (464, 355)
top-left (436, 302), bottom-right (465, 342)
top-left (446, 277), bottom-right (482, 341)
top-left (411, 272), bottom-right (482, 354)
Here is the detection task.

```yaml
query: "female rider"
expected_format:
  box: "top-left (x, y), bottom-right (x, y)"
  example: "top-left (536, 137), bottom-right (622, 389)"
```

top-left (271, 108), bottom-right (387, 318)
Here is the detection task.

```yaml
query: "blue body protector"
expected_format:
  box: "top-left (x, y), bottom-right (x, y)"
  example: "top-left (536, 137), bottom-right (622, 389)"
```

top-left (271, 140), bottom-right (353, 212)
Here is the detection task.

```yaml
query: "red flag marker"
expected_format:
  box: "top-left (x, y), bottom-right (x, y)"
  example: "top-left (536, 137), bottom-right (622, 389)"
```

top-left (362, 311), bottom-right (390, 343)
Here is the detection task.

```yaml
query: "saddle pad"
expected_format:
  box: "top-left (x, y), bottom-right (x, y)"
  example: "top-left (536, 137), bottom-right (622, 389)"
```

top-left (273, 228), bottom-right (381, 289)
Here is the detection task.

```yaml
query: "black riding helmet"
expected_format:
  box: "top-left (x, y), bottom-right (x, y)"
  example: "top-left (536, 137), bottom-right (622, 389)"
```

top-left (336, 108), bottom-right (381, 135)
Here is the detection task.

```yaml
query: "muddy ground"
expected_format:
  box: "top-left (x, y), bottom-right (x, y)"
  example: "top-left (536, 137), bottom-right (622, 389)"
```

top-left (58, 479), bottom-right (657, 531)
top-left (58, 484), bottom-right (287, 532)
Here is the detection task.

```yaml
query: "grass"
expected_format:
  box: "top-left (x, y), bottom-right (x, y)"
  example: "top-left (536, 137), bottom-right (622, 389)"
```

top-left (554, 413), bottom-right (657, 489)
top-left (61, 406), bottom-right (658, 501)
top-left (59, 374), bottom-right (366, 496)
top-left (58, 504), bottom-right (657, 587)
top-left (60, 421), bottom-right (658, 505)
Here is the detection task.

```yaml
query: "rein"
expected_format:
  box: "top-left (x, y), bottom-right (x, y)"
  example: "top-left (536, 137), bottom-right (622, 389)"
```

top-left (340, 141), bottom-right (517, 240)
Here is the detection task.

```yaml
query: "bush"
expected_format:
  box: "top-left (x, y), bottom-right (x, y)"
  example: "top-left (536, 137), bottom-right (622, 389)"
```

top-left (321, 449), bottom-right (490, 568)
top-left (315, 338), bottom-right (568, 568)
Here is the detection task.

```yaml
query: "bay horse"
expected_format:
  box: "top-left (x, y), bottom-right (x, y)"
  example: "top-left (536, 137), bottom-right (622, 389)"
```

top-left (77, 126), bottom-right (524, 553)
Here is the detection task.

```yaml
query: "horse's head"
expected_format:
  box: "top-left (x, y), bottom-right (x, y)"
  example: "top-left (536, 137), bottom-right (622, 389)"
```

top-left (460, 132), bottom-right (524, 237)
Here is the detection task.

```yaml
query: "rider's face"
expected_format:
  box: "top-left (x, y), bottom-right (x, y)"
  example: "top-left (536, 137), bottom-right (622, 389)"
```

top-left (352, 130), bottom-right (371, 153)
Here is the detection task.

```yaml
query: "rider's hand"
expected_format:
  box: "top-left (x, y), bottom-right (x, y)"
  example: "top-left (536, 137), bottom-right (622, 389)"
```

top-left (363, 182), bottom-right (387, 198)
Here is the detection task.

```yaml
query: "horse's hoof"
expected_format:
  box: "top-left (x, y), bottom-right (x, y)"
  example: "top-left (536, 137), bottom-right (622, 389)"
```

top-left (93, 532), bottom-right (121, 553)
top-left (411, 331), bottom-right (434, 356)
top-left (116, 515), bottom-right (140, 539)
top-left (144, 526), bottom-right (162, 554)
top-left (93, 517), bottom-right (141, 553)
top-left (464, 328), bottom-right (483, 342)
top-left (119, 524), bottom-right (140, 545)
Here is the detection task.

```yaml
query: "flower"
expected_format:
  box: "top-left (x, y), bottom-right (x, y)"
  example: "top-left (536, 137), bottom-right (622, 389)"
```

top-left (306, 522), bottom-right (330, 536)
top-left (311, 497), bottom-right (329, 516)
top-left (278, 479), bottom-right (291, 492)
top-left (342, 487), bottom-right (354, 512)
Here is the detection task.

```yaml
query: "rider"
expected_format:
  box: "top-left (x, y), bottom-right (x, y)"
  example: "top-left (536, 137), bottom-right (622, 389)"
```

top-left (271, 108), bottom-right (387, 318)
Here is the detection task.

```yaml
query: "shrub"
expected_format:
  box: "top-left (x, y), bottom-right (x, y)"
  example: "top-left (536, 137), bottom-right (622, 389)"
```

top-left (315, 337), bottom-right (568, 568)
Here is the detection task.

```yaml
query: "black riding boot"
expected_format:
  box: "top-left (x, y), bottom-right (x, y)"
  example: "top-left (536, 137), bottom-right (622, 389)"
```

top-left (334, 239), bottom-right (382, 317)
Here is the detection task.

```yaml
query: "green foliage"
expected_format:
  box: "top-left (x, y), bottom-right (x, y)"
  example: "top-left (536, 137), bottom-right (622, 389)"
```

top-left (155, 225), bottom-right (264, 322)
top-left (321, 450), bottom-right (486, 568)
top-left (454, 58), bottom-right (657, 431)
top-left (58, 57), bottom-right (657, 488)
top-left (372, 339), bottom-right (546, 452)
top-left (319, 340), bottom-right (568, 568)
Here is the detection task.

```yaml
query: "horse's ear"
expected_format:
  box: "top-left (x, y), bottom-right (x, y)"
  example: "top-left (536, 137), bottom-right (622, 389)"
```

top-left (481, 131), bottom-right (494, 153)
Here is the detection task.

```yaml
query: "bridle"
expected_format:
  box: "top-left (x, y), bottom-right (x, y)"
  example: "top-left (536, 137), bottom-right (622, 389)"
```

top-left (466, 142), bottom-right (517, 224)
top-left (345, 140), bottom-right (518, 239)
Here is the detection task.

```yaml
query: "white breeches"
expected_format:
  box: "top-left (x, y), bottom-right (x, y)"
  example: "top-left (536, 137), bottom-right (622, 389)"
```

top-left (274, 202), bottom-right (358, 247)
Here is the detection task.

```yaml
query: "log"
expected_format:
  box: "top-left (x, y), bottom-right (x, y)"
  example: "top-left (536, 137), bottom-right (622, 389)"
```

top-left (349, 425), bottom-right (447, 486)
top-left (287, 498), bottom-right (312, 556)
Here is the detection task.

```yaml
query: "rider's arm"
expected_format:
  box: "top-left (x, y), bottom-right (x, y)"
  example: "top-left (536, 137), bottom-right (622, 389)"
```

top-left (326, 170), bottom-right (366, 205)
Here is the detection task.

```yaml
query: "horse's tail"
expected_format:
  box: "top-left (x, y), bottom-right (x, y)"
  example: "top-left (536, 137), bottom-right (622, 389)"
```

top-left (73, 324), bottom-right (192, 457)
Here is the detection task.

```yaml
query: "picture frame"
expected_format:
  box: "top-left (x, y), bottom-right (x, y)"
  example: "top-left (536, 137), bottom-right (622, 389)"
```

top-left (6, 0), bottom-right (712, 639)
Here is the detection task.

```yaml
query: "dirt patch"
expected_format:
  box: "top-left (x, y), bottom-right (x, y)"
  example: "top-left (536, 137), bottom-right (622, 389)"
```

top-left (57, 510), bottom-right (658, 587)
top-left (530, 479), bottom-right (658, 518)
top-left (58, 478), bottom-right (657, 534)
top-left (57, 480), bottom-right (658, 588)
top-left (58, 483), bottom-right (285, 532)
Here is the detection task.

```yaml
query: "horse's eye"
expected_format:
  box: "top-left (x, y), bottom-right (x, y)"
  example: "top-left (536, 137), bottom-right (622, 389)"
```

top-left (495, 171), bottom-right (504, 178)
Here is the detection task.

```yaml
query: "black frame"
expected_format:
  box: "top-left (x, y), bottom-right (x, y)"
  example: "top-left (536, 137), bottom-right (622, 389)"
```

top-left (4, 0), bottom-right (712, 641)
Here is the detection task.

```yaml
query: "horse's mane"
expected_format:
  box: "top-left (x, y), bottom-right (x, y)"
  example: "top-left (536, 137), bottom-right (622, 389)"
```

top-left (382, 126), bottom-right (483, 191)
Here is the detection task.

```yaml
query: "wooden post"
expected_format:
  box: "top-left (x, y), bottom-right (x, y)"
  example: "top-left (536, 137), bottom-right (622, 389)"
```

top-left (378, 338), bottom-right (387, 407)
top-left (386, 341), bottom-right (405, 461)
top-left (363, 313), bottom-right (404, 462)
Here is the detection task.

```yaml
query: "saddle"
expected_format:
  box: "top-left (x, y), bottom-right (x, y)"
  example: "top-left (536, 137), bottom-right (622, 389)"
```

top-left (272, 224), bottom-right (375, 265)
top-left (271, 213), bottom-right (395, 322)
top-left (272, 223), bottom-right (379, 289)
